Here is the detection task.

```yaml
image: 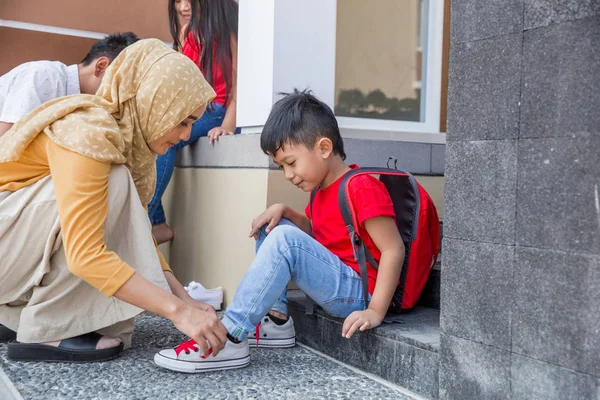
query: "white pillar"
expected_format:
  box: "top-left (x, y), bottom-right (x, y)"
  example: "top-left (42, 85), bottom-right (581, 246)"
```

top-left (237, 0), bottom-right (337, 133)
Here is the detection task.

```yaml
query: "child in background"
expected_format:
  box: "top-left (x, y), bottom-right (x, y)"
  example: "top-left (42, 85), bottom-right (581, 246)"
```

top-left (154, 90), bottom-right (405, 373)
top-left (150, 0), bottom-right (239, 244)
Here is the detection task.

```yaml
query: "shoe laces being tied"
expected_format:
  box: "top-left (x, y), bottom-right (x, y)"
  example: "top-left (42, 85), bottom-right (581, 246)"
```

top-left (175, 339), bottom-right (213, 358)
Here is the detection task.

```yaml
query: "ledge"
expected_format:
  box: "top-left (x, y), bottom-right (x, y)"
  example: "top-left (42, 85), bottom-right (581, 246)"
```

top-left (177, 134), bottom-right (445, 174)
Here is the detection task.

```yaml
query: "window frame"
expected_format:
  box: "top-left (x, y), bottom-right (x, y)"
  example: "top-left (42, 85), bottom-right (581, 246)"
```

top-left (334, 0), bottom-right (446, 135)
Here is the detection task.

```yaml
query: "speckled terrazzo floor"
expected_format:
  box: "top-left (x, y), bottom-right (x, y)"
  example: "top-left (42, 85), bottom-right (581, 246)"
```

top-left (0, 313), bottom-right (418, 400)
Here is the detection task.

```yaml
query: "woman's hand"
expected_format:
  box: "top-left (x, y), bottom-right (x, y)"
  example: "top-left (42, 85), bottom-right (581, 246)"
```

top-left (208, 126), bottom-right (235, 144)
top-left (184, 297), bottom-right (218, 318)
top-left (171, 303), bottom-right (228, 357)
top-left (249, 203), bottom-right (287, 239)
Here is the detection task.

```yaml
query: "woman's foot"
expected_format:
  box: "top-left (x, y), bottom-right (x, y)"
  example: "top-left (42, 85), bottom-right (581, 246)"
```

top-left (7, 332), bottom-right (124, 362)
top-left (152, 222), bottom-right (174, 244)
top-left (42, 335), bottom-right (121, 350)
top-left (0, 324), bottom-right (16, 342)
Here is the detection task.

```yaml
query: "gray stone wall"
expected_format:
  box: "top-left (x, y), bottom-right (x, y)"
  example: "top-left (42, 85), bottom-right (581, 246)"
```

top-left (440, 1), bottom-right (599, 399)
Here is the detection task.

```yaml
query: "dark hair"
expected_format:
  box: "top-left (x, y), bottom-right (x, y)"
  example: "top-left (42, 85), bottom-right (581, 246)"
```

top-left (80, 32), bottom-right (140, 66)
top-left (169, 0), bottom-right (238, 105)
top-left (261, 89), bottom-right (346, 160)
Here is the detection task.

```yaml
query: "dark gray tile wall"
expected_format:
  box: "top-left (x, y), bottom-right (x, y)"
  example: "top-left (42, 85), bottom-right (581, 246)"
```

top-left (520, 16), bottom-right (600, 139)
top-left (444, 140), bottom-right (518, 244)
top-left (451, 0), bottom-right (524, 44)
top-left (447, 34), bottom-right (522, 142)
top-left (524, 0), bottom-right (600, 30)
top-left (511, 354), bottom-right (600, 400)
top-left (441, 239), bottom-right (514, 349)
top-left (442, 1), bottom-right (599, 399)
top-left (439, 334), bottom-right (511, 400)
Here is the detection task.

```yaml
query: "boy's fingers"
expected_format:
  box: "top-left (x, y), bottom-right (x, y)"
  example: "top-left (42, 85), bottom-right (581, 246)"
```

top-left (342, 313), bottom-right (357, 335)
top-left (345, 319), bottom-right (363, 339)
top-left (266, 217), bottom-right (280, 233)
top-left (359, 320), bottom-right (371, 331)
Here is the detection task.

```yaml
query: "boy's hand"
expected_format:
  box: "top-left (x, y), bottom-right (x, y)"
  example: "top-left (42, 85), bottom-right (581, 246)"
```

top-left (249, 203), bottom-right (286, 239)
top-left (342, 309), bottom-right (384, 338)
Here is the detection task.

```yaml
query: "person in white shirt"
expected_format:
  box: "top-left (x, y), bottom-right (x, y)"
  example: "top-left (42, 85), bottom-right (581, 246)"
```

top-left (0, 32), bottom-right (139, 137)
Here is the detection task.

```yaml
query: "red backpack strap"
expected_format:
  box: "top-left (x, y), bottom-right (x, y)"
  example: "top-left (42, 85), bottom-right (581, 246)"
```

top-left (338, 167), bottom-right (418, 311)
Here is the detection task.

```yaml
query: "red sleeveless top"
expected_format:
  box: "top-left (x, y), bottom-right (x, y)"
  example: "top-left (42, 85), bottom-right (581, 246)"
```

top-left (182, 34), bottom-right (228, 106)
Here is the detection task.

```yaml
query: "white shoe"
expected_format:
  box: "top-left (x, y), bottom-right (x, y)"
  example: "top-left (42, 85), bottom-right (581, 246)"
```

top-left (184, 281), bottom-right (223, 311)
top-left (154, 338), bottom-right (250, 373)
top-left (249, 315), bottom-right (296, 348)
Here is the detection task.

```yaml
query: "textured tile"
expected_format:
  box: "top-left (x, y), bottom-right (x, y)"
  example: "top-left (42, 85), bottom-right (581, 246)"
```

top-left (521, 16), bottom-right (600, 138)
top-left (511, 354), bottom-right (600, 399)
top-left (431, 144), bottom-right (446, 174)
top-left (451, 0), bottom-right (524, 43)
top-left (525, 0), bottom-right (600, 29)
top-left (439, 334), bottom-right (511, 400)
top-left (0, 313), bottom-right (410, 400)
top-left (512, 247), bottom-right (600, 376)
top-left (447, 34), bottom-right (522, 141)
top-left (344, 139), bottom-right (432, 174)
top-left (441, 239), bottom-right (514, 349)
top-left (444, 140), bottom-right (518, 244)
top-left (516, 137), bottom-right (600, 254)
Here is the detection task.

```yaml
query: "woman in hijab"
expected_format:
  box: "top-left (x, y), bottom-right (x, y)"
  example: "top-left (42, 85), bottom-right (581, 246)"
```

top-left (0, 39), bottom-right (227, 362)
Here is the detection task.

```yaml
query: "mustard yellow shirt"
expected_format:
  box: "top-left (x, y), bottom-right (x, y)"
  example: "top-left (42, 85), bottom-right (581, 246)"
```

top-left (0, 133), bottom-right (172, 297)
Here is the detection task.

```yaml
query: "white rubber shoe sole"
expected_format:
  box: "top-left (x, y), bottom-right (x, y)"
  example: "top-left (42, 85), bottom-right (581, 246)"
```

top-left (154, 351), bottom-right (250, 373)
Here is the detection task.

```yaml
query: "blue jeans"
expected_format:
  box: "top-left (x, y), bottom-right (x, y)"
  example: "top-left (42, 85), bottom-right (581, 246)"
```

top-left (148, 103), bottom-right (233, 225)
top-left (222, 219), bottom-right (368, 340)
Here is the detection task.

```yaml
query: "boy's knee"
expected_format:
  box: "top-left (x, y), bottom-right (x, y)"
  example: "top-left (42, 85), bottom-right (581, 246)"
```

top-left (268, 224), bottom-right (303, 242)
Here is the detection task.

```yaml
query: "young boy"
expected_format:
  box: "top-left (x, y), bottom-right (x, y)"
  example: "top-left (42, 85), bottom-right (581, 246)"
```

top-left (0, 32), bottom-right (139, 138)
top-left (154, 90), bottom-right (405, 373)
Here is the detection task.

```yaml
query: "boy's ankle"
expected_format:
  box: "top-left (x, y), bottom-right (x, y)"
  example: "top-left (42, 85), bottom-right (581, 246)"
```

top-left (268, 310), bottom-right (288, 320)
top-left (267, 311), bottom-right (289, 326)
top-left (227, 332), bottom-right (241, 344)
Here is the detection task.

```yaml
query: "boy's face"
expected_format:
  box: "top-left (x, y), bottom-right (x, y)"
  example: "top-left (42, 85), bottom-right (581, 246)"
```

top-left (272, 141), bottom-right (329, 192)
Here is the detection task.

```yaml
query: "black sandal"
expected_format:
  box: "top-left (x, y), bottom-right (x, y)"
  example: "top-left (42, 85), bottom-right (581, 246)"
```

top-left (7, 332), bottom-right (123, 362)
top-left (0, 324), bottom-right (16, 342)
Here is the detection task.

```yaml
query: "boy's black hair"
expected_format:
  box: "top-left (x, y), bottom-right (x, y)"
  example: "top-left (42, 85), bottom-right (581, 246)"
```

top-left (261, 89), bottom-right (346, 160)
top-left (80, 32), bottom-right (140, 66)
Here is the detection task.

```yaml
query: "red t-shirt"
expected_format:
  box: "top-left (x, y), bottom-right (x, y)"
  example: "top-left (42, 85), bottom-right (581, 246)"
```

top-left (305, 165), bottom-right (396, 295)
top-left (182, 34), bottom-right (228, 106)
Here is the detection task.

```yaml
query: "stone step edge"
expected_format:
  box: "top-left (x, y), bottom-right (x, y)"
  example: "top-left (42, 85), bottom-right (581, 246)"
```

top-left (0, 366), bottom-right (23, 400)
top-left (288, 291), bottom-right (441, 352)
top-left (297, 342), bottom-right (429, 400)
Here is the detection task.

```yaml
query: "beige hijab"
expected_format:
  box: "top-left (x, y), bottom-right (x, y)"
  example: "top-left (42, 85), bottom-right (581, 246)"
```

top-left (0, 38), bottom-right (215, 205)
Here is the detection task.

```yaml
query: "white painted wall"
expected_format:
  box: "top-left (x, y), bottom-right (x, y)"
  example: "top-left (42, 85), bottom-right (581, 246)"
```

top-left (272, 0), bottom-right (337, 108)
top-left (236, 0), bottom-right (276, 128)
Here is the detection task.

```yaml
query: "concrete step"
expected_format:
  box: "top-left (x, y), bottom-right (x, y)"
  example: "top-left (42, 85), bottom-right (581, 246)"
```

top-left (0, 312), bottom-right (425, 400)
top-left (287, 290), bottom-right (440, 399)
